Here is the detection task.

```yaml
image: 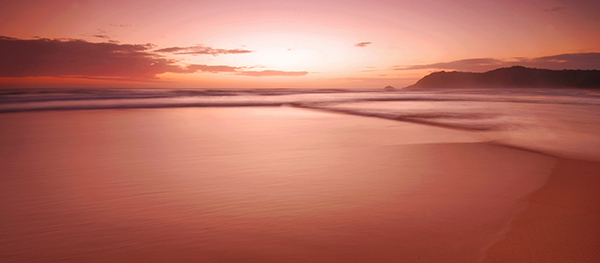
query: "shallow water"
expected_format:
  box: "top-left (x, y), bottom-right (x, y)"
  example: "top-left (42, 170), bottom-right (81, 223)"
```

top-left (0, 107), bottom-right (557, 262)
top-left (2, 88), bottom-right (600, 161)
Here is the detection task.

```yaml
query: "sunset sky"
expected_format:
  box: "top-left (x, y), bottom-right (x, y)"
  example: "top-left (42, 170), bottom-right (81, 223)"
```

top-left (1, 0), bottom-right (599, 89)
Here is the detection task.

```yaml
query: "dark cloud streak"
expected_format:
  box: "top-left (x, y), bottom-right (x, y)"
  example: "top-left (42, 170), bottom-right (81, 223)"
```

top-left (544, 6), bottom-right (566, 12)
top-left (93, 34), bottom-right (110, 39)
top-left (354, 42), bottom-right (372, 47)
top-left (395, 53), bottom-right (600, 72)
top-left (109, 23), bottom-right (132, 27)
top-left (394, 58), bottom-right (505, 72)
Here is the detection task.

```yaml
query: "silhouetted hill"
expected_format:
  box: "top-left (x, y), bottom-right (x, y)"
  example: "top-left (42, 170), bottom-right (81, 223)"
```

top-left (405, 66), bottom-right (600, 89)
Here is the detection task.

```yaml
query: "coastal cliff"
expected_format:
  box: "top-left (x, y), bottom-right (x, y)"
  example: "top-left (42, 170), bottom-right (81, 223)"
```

top-left (405, 66), bottom-right (600, 89)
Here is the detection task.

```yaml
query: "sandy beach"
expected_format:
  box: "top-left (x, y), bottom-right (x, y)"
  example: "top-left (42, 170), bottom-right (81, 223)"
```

top-left (1, 106), bottom-right (599, 262)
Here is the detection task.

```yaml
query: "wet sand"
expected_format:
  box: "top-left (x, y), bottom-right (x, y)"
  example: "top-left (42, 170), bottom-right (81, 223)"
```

top-left (483, 158), bottom-right (600, 262)
top-left (0, 107), bottom-right (599, 262)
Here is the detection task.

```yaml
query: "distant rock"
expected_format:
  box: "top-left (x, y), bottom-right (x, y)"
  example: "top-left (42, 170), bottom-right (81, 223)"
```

top-left (405, 66), bottom-right (600, 89)
top-left (384, 85), bottom-right (396, 91)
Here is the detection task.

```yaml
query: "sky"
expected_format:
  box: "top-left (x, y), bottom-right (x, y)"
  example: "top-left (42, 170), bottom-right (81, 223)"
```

top-left (1, 0), bottom-right (599, 89)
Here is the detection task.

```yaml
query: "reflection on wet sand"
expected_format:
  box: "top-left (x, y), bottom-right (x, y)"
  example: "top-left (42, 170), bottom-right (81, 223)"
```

top-left (0, 106), bottom-right (599, 262)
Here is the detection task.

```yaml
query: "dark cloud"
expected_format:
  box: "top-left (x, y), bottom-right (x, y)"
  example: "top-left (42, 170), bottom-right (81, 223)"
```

top-left (394, 53), bottom-right (600, 72)
top-left (0, 36), bottom-right (176, 79)
top-left (0, 36), bottom-right (306, 79)
top-left (354, 42), bottom-right (372, 47)
top-left (154, 45), bottom-right (252, 56)
top-left (237, 70), bottom-right (309, 77)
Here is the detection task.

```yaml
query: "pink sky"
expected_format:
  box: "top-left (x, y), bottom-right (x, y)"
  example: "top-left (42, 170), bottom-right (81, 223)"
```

top-left (1, 0), bottom-right (599, 89)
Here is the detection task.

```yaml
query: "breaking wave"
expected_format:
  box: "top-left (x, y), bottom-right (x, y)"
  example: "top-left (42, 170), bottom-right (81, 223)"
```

top-left (2, 88), bottom-right (599, 134)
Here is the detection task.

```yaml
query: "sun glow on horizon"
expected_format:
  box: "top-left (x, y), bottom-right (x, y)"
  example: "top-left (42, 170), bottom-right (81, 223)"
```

top-left (250, 47), bottom-right (323, 71)
top-left (203, 31), bottom-right (355, 75)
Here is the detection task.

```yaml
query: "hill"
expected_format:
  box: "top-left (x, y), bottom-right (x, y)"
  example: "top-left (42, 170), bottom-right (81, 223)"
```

top-left (405, 66), bottom-right (600, 89)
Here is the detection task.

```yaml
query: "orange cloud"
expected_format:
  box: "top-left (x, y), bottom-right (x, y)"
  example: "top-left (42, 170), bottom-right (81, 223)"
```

top-left (237, 70), bottom-right (309, 77)
top-left (154, 45), bottom-right (252, 56)
top-left (184, 64), bottom-right (240, 73)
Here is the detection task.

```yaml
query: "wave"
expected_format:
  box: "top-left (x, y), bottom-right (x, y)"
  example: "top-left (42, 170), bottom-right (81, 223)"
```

top-left (2, 88), bottom-right (600, 114)
top-left (291, 102), bottom-right (504, 131)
